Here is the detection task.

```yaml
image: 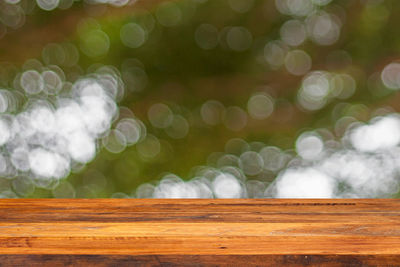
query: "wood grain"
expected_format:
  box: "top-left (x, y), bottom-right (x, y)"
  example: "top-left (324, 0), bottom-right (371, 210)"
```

top-left (0, 199), bottom-right (399, 266)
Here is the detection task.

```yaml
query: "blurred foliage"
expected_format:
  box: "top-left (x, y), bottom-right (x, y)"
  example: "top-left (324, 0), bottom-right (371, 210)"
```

top-left (0, 0), bottom-right (400, 198)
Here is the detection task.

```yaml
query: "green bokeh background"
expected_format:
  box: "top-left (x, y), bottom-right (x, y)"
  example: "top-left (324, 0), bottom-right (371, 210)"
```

top-left (0, 0), bottom-right (399, 197)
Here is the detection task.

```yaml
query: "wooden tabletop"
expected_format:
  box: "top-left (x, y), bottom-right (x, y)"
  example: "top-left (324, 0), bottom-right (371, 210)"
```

top-left (0, 199), bottom-right (399, 266)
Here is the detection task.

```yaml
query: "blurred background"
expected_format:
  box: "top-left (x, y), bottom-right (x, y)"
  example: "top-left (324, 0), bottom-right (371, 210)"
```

top-left (0, 0), bottom-right (400, 198)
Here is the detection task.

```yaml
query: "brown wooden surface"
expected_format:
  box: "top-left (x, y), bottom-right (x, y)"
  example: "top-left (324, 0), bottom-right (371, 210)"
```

top-left (0, 199), bottom-right (399, 266)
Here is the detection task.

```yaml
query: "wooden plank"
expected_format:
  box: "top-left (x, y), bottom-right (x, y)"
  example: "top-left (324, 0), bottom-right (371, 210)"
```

top-left (1, 255), bottom-right (400, 267)
top-left (0, 199), bottom-right (399, 223)
top-left (0, 199), bottom-right (399, 266)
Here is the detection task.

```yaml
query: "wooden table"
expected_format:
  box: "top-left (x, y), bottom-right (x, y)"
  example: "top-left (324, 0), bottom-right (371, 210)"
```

top-left (0, 199), bottom-right (399, 266)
